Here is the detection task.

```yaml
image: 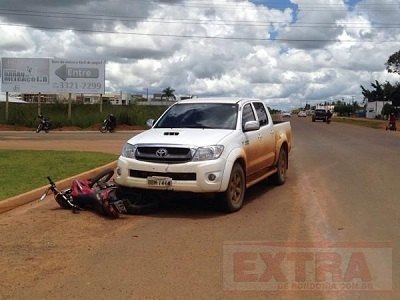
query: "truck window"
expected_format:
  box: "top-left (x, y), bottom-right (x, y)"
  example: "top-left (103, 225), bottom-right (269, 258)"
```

top-left (242, 103), bottom-right (256, 125)
top-left (155, 103), bottom-right (238, 129)
top-left (253, 102), bottom-right (269, 126)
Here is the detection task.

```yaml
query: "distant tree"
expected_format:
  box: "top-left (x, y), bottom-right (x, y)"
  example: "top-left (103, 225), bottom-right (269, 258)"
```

top-left (268, 107), bottom-right (280, 114)
top-left (392, 90), bottom-right (400, 107)
top-left (360, 80), bottom-right (385, 102)
top-left (333, 101), bottom-right (359, 116)
top-left (386, 49), bottom-right (400, 75)
top-left (161, 87), bottom-right (176, 101)
top-left (381, 103), bottom-right (396, 117)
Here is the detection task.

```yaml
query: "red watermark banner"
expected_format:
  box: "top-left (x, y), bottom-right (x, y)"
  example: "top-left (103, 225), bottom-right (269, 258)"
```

top-left (223, 241), bottom-right (392, 294)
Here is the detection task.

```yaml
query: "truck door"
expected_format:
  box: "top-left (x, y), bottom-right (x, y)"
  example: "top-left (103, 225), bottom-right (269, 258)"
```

top-left (241, 103), bottom-right (262, 177)
top-left (253, 102), bottom-right (275, 167)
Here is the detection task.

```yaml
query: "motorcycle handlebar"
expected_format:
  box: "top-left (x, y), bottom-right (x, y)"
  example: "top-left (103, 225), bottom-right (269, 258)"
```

top-left (47, 176), bottom-right (55, 186)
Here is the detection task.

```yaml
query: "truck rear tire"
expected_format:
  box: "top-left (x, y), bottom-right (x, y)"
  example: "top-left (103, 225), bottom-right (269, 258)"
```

top-left (272, 147), bottom-right (287, 185)
top-left (220, 163), bottom-right (245, 213)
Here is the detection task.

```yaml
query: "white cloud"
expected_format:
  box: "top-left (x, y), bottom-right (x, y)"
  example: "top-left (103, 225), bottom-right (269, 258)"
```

top-left (1, 0), bottom-right (400, 109)
top-left (0, 23), bottom-right (35, 53)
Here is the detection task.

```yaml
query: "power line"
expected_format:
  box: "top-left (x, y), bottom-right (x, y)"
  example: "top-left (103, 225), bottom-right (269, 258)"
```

top-left (0, 22), bottom-right (398, 43)
top-left (0, 1), bottom-right (399, 20)
top-left (133, 0), bottom-right (400, 11)
top-left (1, 8), bottom-right (400, 29)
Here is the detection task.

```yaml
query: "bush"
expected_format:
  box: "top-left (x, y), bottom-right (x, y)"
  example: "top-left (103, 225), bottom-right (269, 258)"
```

top-left (0, 102), bottom-right (167, 129)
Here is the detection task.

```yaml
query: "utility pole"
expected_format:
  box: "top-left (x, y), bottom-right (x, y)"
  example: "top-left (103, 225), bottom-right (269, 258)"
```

top-left (68, 93), bottom-right (72, 119)
top-left (5, 92), bottom-right (9, 122)
top-left (38, 92), bottom-right (41, 115)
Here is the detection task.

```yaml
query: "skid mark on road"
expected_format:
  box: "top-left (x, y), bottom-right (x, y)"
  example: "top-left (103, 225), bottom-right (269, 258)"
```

top-left (288, 162), bottom-right (342, 243)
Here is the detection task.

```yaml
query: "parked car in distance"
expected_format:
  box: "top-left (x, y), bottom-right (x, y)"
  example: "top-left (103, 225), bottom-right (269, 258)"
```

top-left (297, 111), bottom-right (307, 117)
top-left (312, 109), bottom-right (327, 122)
top-left (281, 111), bottom-right (291, 118)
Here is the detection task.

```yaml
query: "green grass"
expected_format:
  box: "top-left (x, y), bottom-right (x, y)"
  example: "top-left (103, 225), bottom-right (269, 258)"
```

top-left (333, 117), bottom-right (386, 129)
top-left (0, 150), bottom-right (118, 201)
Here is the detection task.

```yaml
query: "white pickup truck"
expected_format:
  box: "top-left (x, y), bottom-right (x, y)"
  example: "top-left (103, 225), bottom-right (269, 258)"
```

top-left (115, 97), bottom-right (292, 212)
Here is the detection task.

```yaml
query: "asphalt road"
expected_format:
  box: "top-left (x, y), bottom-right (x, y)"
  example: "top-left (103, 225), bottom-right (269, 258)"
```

top-left (0, 119), bottom-right (399, 299)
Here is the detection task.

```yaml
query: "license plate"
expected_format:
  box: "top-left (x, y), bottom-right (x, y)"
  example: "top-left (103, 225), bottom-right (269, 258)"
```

top-left (147, 176), bottom-right (172, 187)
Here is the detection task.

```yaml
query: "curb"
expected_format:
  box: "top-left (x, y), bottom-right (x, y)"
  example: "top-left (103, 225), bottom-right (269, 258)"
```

top-left (0, 161), bottom-right (117, 214)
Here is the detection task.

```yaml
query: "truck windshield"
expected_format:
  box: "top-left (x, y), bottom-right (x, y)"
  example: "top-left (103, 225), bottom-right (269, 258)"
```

top-left (155, 103), bottom-right (238, 129)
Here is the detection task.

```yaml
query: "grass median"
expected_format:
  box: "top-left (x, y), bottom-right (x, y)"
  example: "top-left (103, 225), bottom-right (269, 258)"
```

top-left (333, 117), bottom-right (386, 129)
top-left (0, 150), bottom-right (118, 201)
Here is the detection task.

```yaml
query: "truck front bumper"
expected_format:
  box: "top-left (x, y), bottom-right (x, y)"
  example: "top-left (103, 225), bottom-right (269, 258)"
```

top-left (115, 156), bottom-right (228, 193)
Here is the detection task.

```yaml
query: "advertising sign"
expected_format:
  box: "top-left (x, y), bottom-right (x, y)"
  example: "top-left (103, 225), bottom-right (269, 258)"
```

top-left (1, 58), bottom-right (50, 93)
top-left (49, 59), bottom-right (105, 94)
top-left (1, 58), bottom-right (105, 94)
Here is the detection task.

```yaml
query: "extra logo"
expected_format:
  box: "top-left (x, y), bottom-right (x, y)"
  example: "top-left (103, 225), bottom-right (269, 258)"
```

top-left (223, 241), bottom-right (392, 295)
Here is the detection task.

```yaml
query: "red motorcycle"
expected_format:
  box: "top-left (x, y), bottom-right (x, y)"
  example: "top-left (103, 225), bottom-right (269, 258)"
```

top-left (40, 169), bottom-right (127, 218)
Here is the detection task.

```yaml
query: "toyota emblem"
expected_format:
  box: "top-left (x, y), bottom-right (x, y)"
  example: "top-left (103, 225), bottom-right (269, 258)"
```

top-left (156, 148), bottom-right (168, 157)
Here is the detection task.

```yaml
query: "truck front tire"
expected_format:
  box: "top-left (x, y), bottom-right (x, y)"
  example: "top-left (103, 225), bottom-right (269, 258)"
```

top-left (220, 163), bottom-right (245, 213)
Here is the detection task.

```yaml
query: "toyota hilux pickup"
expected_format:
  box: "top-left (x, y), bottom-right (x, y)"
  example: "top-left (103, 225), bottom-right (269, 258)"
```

top-left (115, 97), bottom-right (292, 212)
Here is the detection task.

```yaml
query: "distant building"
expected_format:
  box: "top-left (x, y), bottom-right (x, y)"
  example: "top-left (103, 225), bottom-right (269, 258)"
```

top-left (4, 92), bottom-right (196, 106)
top-left (76, 92), bottom-right (131, 105)
top-left (366, 101), bottom-right (391, 119)
top-left (0, 93), bottom-right (26, 103)
top-left (17, 92), bottom-right (132, 105)
top-left (21, 93), bottom-right (58, 103)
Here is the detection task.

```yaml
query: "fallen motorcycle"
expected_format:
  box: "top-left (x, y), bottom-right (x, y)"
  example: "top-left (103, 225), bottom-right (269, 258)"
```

top-left (40, 169), bottom-right (127, 218)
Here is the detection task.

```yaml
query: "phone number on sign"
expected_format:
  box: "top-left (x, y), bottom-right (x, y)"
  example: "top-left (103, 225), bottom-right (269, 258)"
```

top-left (53, 82), bottom-right (102, 90)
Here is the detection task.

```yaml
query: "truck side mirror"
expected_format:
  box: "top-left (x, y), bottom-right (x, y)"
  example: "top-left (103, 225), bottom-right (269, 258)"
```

top-left (243, 120), bottom-right (260, 132)
top-left (146, 119), bottom-right (155, 128)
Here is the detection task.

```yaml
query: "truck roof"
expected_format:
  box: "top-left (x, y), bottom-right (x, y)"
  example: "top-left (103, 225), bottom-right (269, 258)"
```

top-left (177, 97), bottom-right (260, 104)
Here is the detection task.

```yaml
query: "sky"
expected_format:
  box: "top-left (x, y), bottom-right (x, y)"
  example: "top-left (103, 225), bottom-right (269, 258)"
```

top-left (0, 0), bottom-right (400, 109)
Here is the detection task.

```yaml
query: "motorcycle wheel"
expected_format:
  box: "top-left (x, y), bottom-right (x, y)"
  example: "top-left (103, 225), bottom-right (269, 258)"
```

top-left (100, 125), bottom-right (107, 133)
top-left (55, 190), bottom-right (73, 209)
top-left (36, 124), bottom-right (42, 133)
top-left (89, 168), bottom-right (114, 187)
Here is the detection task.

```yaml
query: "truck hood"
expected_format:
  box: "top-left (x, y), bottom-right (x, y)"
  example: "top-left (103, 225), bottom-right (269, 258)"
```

top-left (126, 128), bottom-right (234, 147)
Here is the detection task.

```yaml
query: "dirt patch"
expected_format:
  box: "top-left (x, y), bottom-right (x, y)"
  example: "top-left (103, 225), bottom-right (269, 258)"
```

top-left (0, 131), bottom-right (139, 299)
top-left (0, 124), bottom-right (33, 131)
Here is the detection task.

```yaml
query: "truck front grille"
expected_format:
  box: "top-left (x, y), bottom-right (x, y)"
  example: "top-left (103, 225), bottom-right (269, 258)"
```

top-left (130, 170), bottom-right (196, 181)
top-left (135, 146), bottom-right (192, 163)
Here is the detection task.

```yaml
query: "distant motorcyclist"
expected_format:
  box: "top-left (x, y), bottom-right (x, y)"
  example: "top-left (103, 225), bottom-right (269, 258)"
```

top-left (100, 114), bottom-right (117, 133)
top-left (36, 114), bottom-right (51, 133)
top-left (108, 114), bottom-right (117, 130)
top-left (386, 113), bottom-right (397, 131)
top-left (326, 110), bottom-right (333, 123)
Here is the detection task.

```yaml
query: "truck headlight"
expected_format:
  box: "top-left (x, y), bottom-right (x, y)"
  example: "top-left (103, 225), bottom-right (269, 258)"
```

top-left (192, 145), bottom-right (224, 161)
top-left (122, 143), bottom-right (137, 158)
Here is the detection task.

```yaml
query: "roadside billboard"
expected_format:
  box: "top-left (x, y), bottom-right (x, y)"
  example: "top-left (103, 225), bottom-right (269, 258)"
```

top-left (1, 57), bottom-right (105, 94)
